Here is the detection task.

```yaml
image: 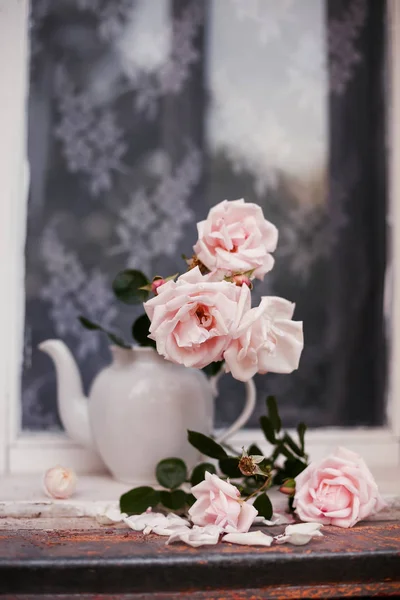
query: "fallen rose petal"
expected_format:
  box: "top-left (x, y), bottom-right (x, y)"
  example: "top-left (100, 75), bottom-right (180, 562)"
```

top-left (222, 531), bottom-right (274, 546)
top-left (95, 505), bottom-right (127, 525)
top-left (254, 513), bottom-right (295, 526)
top-left (145, 514), bottom-right (190, 536)
top-left (151, 524), bottom-right (191, 537)
top-left (275, 533), bottom-right (318, 545)
top-left (285, 522), bottom-right (323, 535)
top-left (167, 524), bottom-right (222, 547)
top-left (166, 513), bottom-right (190, 527)
top-left (275, 522), bottom-right (324, 545)
top-left (123, 511), bottom-right (167, 532)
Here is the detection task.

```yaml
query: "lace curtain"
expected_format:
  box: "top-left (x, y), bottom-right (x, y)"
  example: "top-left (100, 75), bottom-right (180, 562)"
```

top-left (23, 0), bottom-right (386, 430)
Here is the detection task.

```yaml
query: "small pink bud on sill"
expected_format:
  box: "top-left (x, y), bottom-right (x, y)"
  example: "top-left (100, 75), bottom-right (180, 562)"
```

top-left (231, 274), bottom-right (252, 288)
top-left (151, 278), bottom-right (166, 294)
top-left (43, 465), bottom-right (77, 499)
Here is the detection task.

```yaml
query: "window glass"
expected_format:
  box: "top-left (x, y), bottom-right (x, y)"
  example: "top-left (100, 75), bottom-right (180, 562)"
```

top-left (23, 0), bottom-right (386, 430)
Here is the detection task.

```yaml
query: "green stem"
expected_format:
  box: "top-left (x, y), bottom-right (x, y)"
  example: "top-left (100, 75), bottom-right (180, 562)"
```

top-left (244, 474), bottom-right (271, 502)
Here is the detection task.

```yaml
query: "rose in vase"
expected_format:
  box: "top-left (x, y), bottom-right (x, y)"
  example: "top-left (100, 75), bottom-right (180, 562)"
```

top-left (193, 198), bottom-right (278, 280)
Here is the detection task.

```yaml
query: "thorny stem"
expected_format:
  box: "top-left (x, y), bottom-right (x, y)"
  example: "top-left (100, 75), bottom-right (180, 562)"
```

top-left (244, 474), bottom-right (272, 502)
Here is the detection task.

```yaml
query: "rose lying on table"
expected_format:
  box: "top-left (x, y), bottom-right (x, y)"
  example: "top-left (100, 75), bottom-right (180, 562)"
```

top-left (293, 447), bottom-right (387, 528)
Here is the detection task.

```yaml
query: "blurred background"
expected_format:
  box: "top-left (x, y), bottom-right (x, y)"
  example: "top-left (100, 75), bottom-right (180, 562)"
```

top-left (23, 0), bottom-right (387, 431)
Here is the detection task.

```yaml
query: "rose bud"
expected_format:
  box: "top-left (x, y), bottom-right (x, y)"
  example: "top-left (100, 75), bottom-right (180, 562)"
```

top-left (232, 274), bottom-right (252, 288)
top-left (279, 478), bottom-right (296, 496)
top-left (43, 466), bottom-right (77, 499)
top-left (151, 278), bottom-right (166, 294)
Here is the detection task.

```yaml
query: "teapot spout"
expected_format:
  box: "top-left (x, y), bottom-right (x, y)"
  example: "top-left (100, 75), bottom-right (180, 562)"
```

top-left (39, 339), bottom-right (94, 450)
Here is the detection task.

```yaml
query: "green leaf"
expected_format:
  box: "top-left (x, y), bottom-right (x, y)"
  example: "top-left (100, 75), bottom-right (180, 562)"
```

top-left (219, 457), bottom-right (242, 478)
top-left (190, 463), bottom-right (216, 486)
top-left (159, 490), bottom-right (187, 511)
top-left (107, 333), bottom-right (131, 349)
top-left (132, 314), bottom-right (156, 348)
top-left (253, 493), bottom-right (273, 520)
top-left (202, 361), bottom-right (224, 378)
top-left (273, 457), bottom-right (307, 486)
top-left (275, 443), bottom-right (296, 460)
top-left (78, 316), bottom-right (102, 331)
top-left (297, 422), bottom-right (307, 453)
top-left (266, 396), bottom-right (281, 433)
top-left (272, 468), bottom-right (286, 487)
top-left (187, 430), bottom-right (228, 460)
top-left (283, 433), bottom-right (303, 458)
top-left (185, 492), bottom-right (196, 507)
top-left (113, 269), bottom-right (150, 305)
top-left (156, 458), bottom-right (187, 489)
top-left (120, 486), bottom-right (160, 515)
top-left (284, 457), bottom-right (307, 479)
top-left (270, 445), bottom-right (282, 463)
top-left (78, 316), bottom-right (130, 349)
top-left (260, 416), bottom-right (276, 445)
top-left (248, 444), bottom-right (263, 456)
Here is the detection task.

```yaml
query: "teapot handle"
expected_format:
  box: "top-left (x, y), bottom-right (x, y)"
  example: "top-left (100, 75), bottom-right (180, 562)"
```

top-left (210, 373), bottom-right (257, 444)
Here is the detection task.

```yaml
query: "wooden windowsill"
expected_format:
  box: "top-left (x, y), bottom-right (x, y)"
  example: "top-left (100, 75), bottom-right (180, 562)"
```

top-left (1, 517), bottom-right (400, 597)
top-left (1, 471), bottom-right (400, 520)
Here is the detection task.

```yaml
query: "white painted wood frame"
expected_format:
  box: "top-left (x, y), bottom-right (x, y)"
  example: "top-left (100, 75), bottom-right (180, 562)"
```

top-left (0, 0), bottom-right (399, 475)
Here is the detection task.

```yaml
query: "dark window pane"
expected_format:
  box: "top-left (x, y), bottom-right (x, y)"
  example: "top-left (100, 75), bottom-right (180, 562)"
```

top-left (23, 0), bottom-right (386, 430)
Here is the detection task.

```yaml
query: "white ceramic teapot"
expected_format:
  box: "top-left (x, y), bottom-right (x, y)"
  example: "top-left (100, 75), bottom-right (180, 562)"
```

top-left (39, 341), bottom-right (256, 484)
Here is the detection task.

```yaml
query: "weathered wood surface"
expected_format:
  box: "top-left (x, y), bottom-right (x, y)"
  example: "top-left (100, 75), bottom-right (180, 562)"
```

top-left (0, 520), bottom-right (399, 598)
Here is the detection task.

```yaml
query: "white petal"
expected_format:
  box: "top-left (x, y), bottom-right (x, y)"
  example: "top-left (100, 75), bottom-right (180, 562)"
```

top-left (274, 534), bottom-right (291, 544)
top-left (275, 522), bottom-right (324, 546)
top-left (167, 524), bottom-right (222, 547)
top-left (148, 514), bottom-right (190, 536)
top-left (152, 525), bottom-right (191, 537)
top-left (274, 533), bottom-right (311, 546)
top-left (123, 511), bottom-right (167, 532)
top-left (96, 505), bottom-right (127, 525)
top-left (222, 531), bottom-right (273, 546)
top-left (277, 533), bottom-right (317, 546)
top-left (165, 513), bottom-right (190, 527)
top-left (251, 455), bottom-right (265, 464)
top-left (254, 513), bottom-right (295, 526)
top-left (285, 522), bottom-right (323, 535)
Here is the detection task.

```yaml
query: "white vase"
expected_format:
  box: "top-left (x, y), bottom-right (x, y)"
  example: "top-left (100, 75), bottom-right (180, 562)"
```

top-left (39, 341), bottom-right (256, 484)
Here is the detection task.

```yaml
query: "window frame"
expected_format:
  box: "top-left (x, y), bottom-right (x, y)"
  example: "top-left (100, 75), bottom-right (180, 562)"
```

top-left (1, 0), bottom-right (399, 475)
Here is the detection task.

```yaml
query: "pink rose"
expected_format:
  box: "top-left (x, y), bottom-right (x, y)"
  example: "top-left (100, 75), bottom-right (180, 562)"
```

top-left (294, 447), bottom-right (387, 528)
top-left (144, 267), bottom-right (250, 369)
top-left (193, 199), bottom-right (278, 281)
top-left (223, 296), bottom-right (303, 382)
top-left (189, 472), bottom-right (257, 532)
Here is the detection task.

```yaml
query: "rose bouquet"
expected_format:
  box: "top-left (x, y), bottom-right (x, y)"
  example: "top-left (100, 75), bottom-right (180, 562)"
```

top-left (79, 198), bottom-right (386, 544)
top-left (80, 198), bottom-right (304, 381)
